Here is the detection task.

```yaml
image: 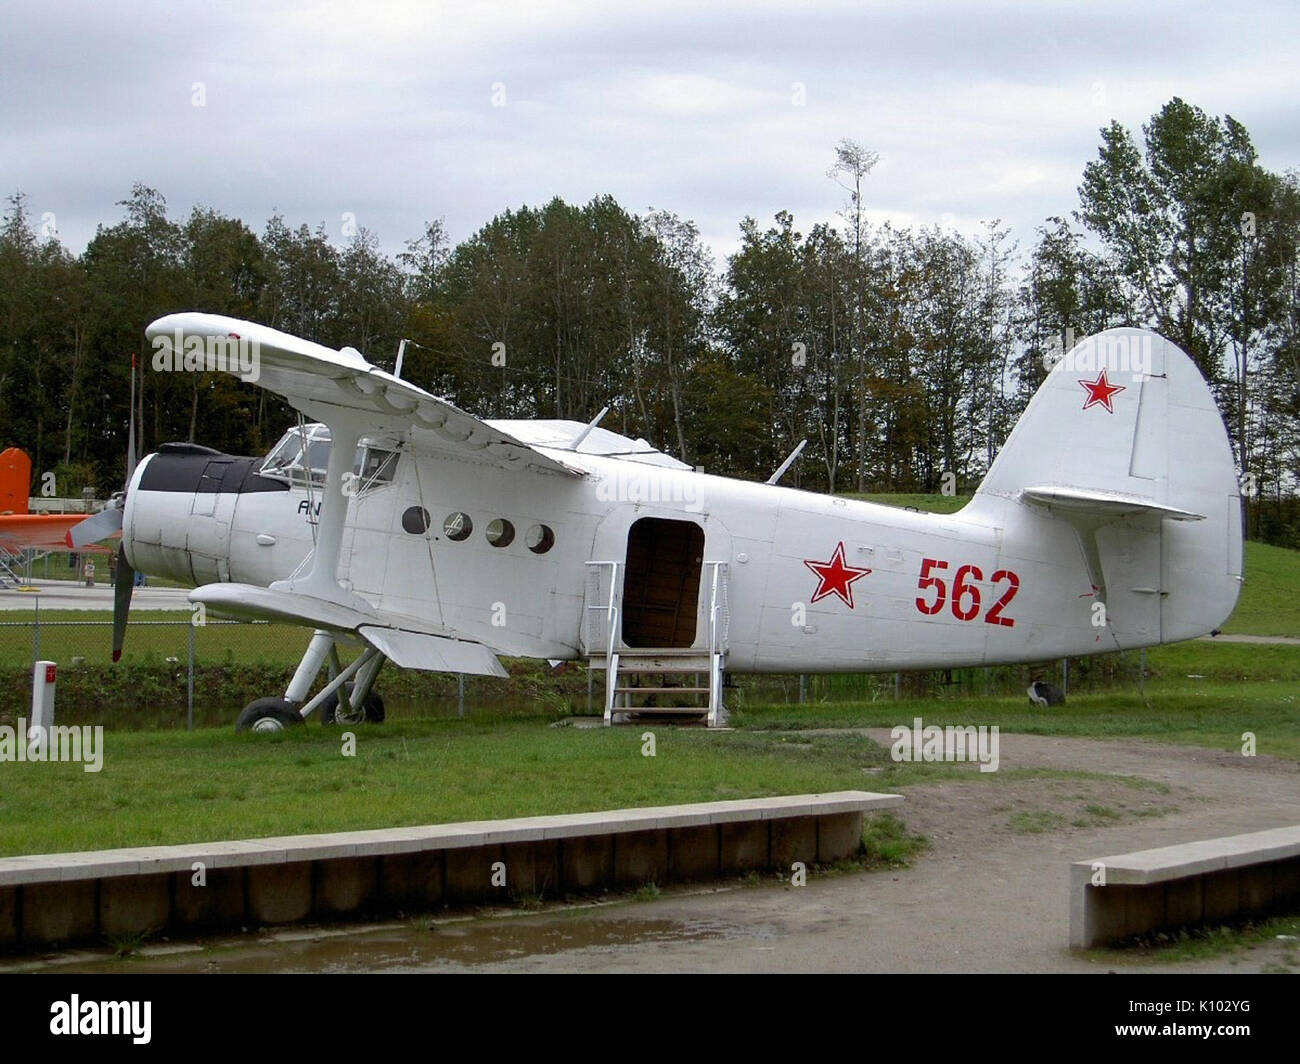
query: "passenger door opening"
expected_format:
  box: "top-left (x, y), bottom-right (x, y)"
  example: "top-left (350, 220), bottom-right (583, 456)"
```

top-left (621, 517), bottom-right (704, 648)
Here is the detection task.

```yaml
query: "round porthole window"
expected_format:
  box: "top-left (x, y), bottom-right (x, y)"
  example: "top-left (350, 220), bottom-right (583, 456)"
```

top-left (401, 506), bottom-right (431, 534)
top-left (443, 512), bottom-right (472, 541)
top-left (485, 518), bottom-right (515, 548)
top-left (526, 523), bottom-right (555, 554)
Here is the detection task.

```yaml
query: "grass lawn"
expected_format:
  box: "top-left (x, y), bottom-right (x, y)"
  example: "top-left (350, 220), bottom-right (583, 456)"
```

top-left (840, 491), bottom-right (971, 515)
top-left (2, 673), bottom-right (1296, 856)
top-left (0, 610), bottom-right (313, 666)
top-left (738, 682), bottom-right (1300, 758)
top-left (0, 721), bottom-right (902, 856)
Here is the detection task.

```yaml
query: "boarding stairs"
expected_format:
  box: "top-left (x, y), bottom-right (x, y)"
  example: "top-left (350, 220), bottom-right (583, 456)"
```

top-left (584, 560), bottom-right (729, 726)
top-left (0, 546), bottom-right (25, 589)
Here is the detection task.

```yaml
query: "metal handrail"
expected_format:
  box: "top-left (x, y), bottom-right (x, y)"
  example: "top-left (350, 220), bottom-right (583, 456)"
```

top-left (705, 561), bottom-right (728, 725)
top-left (584, 560), bottom-right (624, 722)
top-left (582, 560), bottom-right (622, 652)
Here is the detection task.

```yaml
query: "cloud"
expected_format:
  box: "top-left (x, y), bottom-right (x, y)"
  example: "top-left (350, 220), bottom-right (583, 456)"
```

top-left (1, 0), bottom-right (1296, 272)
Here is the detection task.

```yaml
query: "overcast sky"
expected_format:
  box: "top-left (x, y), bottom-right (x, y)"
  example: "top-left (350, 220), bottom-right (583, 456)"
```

top-left (3, 0), bottom-right (1297, 269)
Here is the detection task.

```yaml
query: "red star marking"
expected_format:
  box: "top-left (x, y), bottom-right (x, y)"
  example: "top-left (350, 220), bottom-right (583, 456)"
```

top-left (803, 541), bottom-right (871, 608)
top-left (1079, 369), bottom-right (1126, 413)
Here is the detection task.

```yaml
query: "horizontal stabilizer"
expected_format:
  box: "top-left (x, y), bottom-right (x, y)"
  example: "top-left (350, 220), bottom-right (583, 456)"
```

top-left (1020, 486), bottom-right (1205, 522)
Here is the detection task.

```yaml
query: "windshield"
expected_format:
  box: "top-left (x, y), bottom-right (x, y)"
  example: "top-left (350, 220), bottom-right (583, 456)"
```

top-left (259, 424), bottom-right (398, 491)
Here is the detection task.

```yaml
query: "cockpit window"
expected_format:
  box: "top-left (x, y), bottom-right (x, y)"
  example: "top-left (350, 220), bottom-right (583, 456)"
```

top-left (358, 447), bottom-right (398, 484)
top-left (259, 424), bottom-right (398, 493)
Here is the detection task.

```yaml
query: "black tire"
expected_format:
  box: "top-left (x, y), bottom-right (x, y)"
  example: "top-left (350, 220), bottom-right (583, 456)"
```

top-left (320, 685), bottom-right (386, 725)
top-left (235, 698), bottom-right (303, 733)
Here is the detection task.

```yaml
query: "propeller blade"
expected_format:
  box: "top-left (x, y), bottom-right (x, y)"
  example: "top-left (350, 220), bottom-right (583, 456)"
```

top-left (65, 506), bottom-right (124, 550)
top-left (112, 543), bottom-right (133, 662)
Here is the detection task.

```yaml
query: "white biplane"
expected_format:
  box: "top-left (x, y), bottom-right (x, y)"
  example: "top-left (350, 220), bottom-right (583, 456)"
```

top-left (70, 314), bottom-right (1242, 730)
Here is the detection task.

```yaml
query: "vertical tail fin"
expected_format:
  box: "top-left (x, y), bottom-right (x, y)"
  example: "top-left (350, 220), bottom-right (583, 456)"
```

top-left (0, 448), bottom-right (31, 515)
top-left (968, 329), bottom-right (1242, 640)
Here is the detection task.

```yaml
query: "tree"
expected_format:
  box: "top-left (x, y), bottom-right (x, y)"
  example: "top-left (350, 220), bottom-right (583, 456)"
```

top-left (81, 185), bottom-right (183, 484)
top-left (1079, 98), bottom-right (1300, 484)
top-left (827, 138), bottom-right (880, 490)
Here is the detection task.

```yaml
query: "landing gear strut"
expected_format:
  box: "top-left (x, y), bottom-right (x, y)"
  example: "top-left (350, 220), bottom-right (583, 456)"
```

top-left (320, 685), bottom-right (386, 724)
top-left (235, 629), bottom-right (387, 732)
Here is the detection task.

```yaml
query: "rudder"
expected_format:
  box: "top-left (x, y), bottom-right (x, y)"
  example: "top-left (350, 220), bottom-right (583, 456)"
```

top-left (0, 448), bottom-right (30, 515)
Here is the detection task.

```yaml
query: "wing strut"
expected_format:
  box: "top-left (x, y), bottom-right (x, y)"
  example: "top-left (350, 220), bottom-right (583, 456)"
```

top-left (268, 408), bottom-right (376, 618)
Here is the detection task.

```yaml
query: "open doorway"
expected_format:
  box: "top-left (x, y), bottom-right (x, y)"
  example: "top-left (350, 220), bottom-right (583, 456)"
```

top-left (621, 517), bottom-right (704, 648)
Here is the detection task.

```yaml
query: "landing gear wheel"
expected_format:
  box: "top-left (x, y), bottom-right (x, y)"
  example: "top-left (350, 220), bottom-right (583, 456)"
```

top-left (320, 685), bottom-right (386, 725)
top-left (235, 698), bottom-right (303, 733)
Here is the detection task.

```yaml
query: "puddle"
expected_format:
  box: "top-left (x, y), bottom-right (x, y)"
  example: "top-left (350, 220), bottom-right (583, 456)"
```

top-left (10, 900), bottom-right (741, 974)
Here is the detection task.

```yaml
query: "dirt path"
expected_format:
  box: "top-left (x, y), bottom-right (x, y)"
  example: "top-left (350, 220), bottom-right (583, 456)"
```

top-left (429, 734), bottom-right (1300, 974)
top-left (21, 733), bottom-right (1300, 974)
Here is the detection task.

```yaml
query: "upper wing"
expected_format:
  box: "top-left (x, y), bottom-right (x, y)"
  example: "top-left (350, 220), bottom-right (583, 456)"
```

top-left (145, 313), bottom-right (584, 479)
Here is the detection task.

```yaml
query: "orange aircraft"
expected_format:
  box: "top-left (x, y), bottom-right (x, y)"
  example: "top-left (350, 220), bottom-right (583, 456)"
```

top-left (0, 448), bottom-right (114, 555)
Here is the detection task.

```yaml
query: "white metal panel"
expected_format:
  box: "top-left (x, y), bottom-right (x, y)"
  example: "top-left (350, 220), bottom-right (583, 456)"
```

top-left (358, 626), bottom-right (507, 676)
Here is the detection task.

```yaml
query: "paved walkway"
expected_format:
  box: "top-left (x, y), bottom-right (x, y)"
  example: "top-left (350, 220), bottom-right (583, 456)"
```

top-left (0, 578), bottom-right (193, 611)
top-left (1197, 633), bottom-right (1300, 645)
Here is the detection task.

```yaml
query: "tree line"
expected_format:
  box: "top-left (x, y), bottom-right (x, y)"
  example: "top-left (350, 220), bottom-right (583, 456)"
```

top-left (2, 97), bottom-right (1298, 542)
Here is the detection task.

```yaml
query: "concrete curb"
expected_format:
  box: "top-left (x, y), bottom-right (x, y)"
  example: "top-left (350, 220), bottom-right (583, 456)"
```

top-left (1070, 825), bottom-right (1300, 947)
top-left (0, 790), bottom-right (903, 952)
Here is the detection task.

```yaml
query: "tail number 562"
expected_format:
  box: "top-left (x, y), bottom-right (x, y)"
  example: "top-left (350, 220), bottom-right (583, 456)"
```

top-left (915, 558), bottom-right (1019, 627)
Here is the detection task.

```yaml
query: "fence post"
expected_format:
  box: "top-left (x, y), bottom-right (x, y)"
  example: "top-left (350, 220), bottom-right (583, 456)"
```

top-left (31, 595), bottom-right (39, 665)
top-left (457, 673), bottom-right (465, 717)
top-left (30, 660), bottom-right (56, 757)
top-left (187, 621), bottom-right (196, 731)
top-left (1062, 658), bottom-right (1070, 696)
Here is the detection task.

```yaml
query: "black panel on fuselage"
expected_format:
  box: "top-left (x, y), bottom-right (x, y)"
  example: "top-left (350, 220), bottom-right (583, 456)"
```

top-left (138, 446), bottom-right (289, 495)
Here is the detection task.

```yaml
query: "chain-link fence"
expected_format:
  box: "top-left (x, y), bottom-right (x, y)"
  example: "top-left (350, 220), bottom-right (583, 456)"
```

top-left (0, 610), bottom-right (310, 729)
top-left (0, 605), bottom-right (591, 729)
top-left (730, 650), bottom-right (1150, 709)
top-left (0, 597), bottom-right (1153, 730)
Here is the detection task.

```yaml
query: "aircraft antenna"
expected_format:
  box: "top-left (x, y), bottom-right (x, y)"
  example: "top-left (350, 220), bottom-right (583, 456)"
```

top-left (570, 405), bottom-right (610, 450)
top-left (766, 439), bottom-right (807, 485)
